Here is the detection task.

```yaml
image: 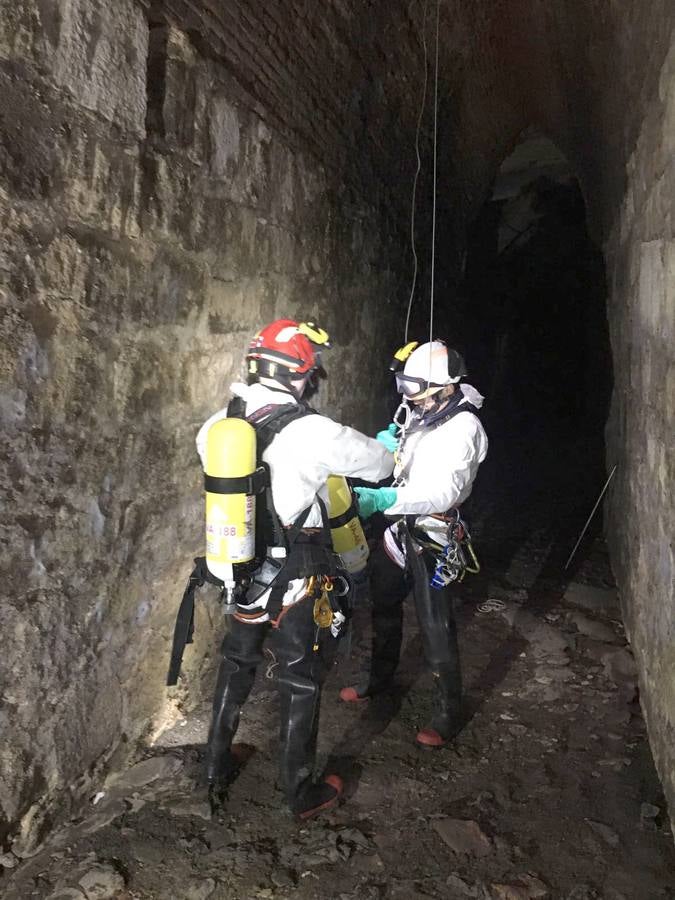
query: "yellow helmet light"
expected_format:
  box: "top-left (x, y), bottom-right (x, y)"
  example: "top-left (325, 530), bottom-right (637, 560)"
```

top-left (298, 321), bottom-right (332, 348)
top-left (389, 340), bottom-right (419, 372)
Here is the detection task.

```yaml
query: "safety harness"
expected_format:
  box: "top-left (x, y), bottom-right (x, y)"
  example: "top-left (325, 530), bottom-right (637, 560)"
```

top-left (394, 395), bottom-right (480, 486)
top-left (244, 400), bottom-right (340, 620)
top-left (167, 399), bottom-right (347, 686)
top-left (390, 399), bottom-right (482, 590)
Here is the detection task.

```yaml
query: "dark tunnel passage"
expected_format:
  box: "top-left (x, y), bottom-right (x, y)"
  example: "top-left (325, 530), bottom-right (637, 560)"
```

top-left (457, 138), bottom-right (615, 576)
top-left (1, 1), bottom-right (675, 896)
top-left (462, 170), bottom-right (613, 432)
top-left (399, 132), bottom-right (617, 607)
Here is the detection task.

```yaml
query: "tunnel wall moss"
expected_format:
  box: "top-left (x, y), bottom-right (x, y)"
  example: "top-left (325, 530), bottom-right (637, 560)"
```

top-left (0, 0), bottom-right (404, 852)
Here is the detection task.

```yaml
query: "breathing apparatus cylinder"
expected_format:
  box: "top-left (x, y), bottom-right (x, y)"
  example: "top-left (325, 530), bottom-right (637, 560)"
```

top-left (327, 475), bottom-right (369, 574)
top-left (204, 418), bottom-right (257, 605)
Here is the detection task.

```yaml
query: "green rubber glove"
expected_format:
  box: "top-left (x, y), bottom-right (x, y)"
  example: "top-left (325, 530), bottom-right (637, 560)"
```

top-left (376, 422), bottom-right (399, 453)
top-left (354, 486), bottom-right (398, 520)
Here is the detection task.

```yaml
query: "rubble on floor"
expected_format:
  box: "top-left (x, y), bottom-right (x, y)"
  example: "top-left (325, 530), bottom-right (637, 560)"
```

top-left (3, 531), bottom-right (674, 899)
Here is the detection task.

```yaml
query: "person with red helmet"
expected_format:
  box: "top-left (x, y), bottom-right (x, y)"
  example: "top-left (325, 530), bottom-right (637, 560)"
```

top-left (196, 318), bottom-right (393, 820)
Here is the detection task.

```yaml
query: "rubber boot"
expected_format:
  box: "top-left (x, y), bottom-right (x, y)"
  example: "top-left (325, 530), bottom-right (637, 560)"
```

top-left (340, 543), bottom-right (409, 703)
top-left (416, 663), bottom-right (463, 747)
top-left (406, 531), bottom-right (463, 748)
top-left (273, 597), bottom-right (342, 818)
top-left (206, 618), bottom-right (266, 797)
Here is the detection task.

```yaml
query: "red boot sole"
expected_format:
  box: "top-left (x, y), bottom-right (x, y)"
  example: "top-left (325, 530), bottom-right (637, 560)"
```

top-left (296, 775), bottom-right (344, 821)
top-left (415, 728), bottom-right (447, 748)
top-left (339, 686), bottom-right (369, 704)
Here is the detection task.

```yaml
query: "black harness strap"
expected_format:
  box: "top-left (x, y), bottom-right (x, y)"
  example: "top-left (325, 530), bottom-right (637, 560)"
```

top-left (248, 401), bottom-right (318, 558)
top-left (409, 401), bottom-right (480, 436)
top-left (264, 504), bottom-right (312, 621)
top-left (264, 497), bottom-right (336, 622)
top-left (204, 468), bottom-right (268, 495)
top-left (167, 557), bottom-right (221, 686)
top-left (250, 402), bottom-right (317, 445)
top-left (329, 500), bottom-right (358, 531)
top-left (167, 577), bottom-right (198, 687)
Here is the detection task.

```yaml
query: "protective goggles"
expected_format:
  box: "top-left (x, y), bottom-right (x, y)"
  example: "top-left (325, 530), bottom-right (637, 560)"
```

top-left (394, 372), bottom-right (446, 398)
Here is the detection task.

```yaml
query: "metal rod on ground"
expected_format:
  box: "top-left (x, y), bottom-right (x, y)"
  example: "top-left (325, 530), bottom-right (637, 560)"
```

top-left (564, 464), bottom-right (618, 571)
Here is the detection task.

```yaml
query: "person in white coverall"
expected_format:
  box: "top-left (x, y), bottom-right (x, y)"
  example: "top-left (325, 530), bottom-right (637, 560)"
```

top-left (340, 340), bottom-right (488, 747)
top-left (197, 319), bottom-right (393, 819)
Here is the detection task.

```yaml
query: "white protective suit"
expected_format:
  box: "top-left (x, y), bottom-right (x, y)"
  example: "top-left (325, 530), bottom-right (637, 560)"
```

top-left (383, 383), bottom-right (488, 567)
top-left (197, 382), bottom-right (394, 617)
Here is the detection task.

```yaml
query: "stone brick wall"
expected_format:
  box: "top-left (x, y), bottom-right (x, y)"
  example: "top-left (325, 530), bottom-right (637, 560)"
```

top-left (511, 0), bottom-right (675, 834)
top-left (603, 39), bottom-right (675, 833)
top-left (158, 0), bottom-right (429, 206)
top-left (0, 0), bottom-right (407, 852)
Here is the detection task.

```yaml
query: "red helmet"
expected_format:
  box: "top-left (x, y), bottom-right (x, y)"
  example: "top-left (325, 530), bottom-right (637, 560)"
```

top-left (247, 319), bottom-right (331, 380)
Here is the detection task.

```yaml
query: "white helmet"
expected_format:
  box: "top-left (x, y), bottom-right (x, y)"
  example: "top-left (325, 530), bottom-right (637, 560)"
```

top-left (395, 340), bottom-right (467, 400)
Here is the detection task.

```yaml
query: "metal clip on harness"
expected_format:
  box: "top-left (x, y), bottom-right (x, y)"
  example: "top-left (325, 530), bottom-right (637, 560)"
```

top-left (414, 513), bottom-right (480, 590)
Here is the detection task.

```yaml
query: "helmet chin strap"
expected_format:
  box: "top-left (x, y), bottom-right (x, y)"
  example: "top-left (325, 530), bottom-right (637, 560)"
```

top-left (257, 373), bottom-right (309, 402)
top-left (289, 375), bottom-right (309, 400)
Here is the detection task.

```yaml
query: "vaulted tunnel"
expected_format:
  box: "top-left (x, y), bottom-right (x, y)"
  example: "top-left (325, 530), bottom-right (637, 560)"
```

top-left (1, 0), bottom-right (674, 888)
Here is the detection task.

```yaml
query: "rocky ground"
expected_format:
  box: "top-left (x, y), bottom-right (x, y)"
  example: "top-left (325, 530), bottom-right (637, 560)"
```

top-left (3, 427), bottom-right (675, 900)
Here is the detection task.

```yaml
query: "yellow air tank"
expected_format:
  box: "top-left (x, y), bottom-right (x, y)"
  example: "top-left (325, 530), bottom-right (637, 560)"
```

top-left (327, 475), bottom-right (369, 574)
top-left (205, 418), bottom-right (257, 587)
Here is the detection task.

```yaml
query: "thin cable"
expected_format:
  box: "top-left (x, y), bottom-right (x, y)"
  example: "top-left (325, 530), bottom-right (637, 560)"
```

top-left (404, 0), bottom-right (429, 343)
top-left (423, 0), bottom-right (441, 395)
top-left (429, 0), bottom-right (441, 351)
top-left (564, 465), bottom-right (617, 570)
